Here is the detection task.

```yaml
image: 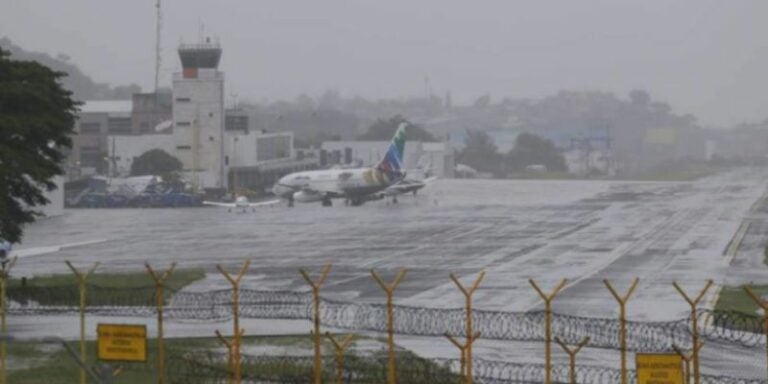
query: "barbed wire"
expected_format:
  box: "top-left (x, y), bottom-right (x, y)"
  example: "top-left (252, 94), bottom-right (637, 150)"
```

top-left (169, 352), bottom-right (767, 384)
top-left (6, 285), bottom-right (768, 353)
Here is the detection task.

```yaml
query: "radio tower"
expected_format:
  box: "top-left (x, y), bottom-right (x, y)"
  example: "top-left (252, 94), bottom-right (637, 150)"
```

top-left (154, 0), bottom-right (162, 93)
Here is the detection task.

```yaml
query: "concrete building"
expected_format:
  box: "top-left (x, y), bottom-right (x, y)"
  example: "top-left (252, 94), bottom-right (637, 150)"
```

top-left (68, 100), bottom-right (133, 177)
top-left (131, 92), bottom-right (172, 134)
top-left (172, 39), bottom-right (226, 191)
top-left (321, 141), bottom-right (455, 178)
top-left (225, 130), bottom-right (318, 193)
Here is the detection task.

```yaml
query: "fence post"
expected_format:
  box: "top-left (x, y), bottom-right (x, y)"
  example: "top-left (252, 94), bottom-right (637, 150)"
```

top-left (371, 268), bottom-right (407, 384)
top-left (604, 278), bottom-right (639, 384)
top-left (445, 331), bottom-right (480, 384)
top-left (146, 262), bottom-right (176, 384)
top-left (672, 280), bottom-right (712, 384)
top-left (215, 328), bottom-right (244, 384)
top-left (300, 264), bottom-right (332, 384)
top-left (673, 342), bottom-right (704, 384)
top-left (0, 256), bottom-right (17, 384)
top-left (326, 332), bottom-right (356, 384)
top-left (217, 261), bottom-right (250, 384)
top-left (450, 271), bottom-right (485, 384)
top-left (744, 286), bottom-right (768, 381)
top-left (66, 261), bottom-right (100, 384)
top-left (529, 278), bottom-right (567, 384)
top-left (444, 333), bottom-right (466, 381)
top-left (555, 336), bottom-right (589, 384)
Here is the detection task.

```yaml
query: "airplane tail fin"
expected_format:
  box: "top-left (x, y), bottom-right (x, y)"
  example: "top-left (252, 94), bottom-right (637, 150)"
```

top-left (375, 123), bottom-right (407, 179)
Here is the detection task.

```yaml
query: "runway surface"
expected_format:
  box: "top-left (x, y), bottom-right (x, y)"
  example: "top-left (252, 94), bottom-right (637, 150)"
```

top-left (11, 168), bottom-right (768, 378)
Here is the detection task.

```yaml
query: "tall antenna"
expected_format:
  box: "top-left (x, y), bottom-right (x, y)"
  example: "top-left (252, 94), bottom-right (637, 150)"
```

top-left (154, 0), bottom-right (162, 93)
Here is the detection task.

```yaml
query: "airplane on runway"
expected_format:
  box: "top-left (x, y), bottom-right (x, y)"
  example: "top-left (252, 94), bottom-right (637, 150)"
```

top-left (203, 195), bottom-right (281, 213)
top-left (272, 123), bottom-right (408, 207)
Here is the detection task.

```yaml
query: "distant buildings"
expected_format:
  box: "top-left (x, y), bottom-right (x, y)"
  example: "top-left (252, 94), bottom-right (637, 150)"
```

top-left (73, 38), bottom-right (319, 195)
top-left (321, 141), bottom-right (455, 178)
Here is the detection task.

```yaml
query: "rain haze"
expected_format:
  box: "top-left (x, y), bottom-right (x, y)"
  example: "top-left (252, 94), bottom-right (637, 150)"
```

top-left (3, 1), bottom-right (768, 383)
top-left (3, 1), bottom-right (768, 125)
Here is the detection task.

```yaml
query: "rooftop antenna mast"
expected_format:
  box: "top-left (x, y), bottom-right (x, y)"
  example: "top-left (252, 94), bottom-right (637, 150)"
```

top-left (154, 0), bottom-right (162, 93)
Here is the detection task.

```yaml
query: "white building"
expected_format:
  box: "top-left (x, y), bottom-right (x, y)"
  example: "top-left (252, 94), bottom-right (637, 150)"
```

top-left (321, 141), bottom-right (454, 178)
top-left (563, 148), bottom-right (617, 176)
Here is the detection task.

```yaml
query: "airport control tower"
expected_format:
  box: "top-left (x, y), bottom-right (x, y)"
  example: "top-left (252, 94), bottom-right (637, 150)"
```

top-left (172, 38), bottom-right (225, 190)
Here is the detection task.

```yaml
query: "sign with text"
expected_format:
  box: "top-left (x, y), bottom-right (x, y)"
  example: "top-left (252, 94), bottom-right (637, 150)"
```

top-left (97, 323), bottom-right (147, 362)
top-left (636, 353), bottom-right (684, 384)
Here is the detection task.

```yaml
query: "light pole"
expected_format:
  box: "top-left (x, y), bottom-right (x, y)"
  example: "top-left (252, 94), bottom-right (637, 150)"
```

top-left (231, 136), bottom-right (238, 197)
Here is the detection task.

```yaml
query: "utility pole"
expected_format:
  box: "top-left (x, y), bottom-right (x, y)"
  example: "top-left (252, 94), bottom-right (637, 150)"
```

top-left (154, 0), bottom-right (162, 94)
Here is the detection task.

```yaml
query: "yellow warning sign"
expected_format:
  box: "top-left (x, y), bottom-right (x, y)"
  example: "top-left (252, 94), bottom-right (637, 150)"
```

top-left (636, 353), bottom-right (683, 384)
top-left (97, 323), bottom-right (147, 362)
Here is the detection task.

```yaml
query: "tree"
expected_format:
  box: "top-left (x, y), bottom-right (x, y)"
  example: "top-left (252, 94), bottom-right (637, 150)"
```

top-left (628, 89), bottom-right (651, 107)
top-left (506, 133), bottom-right (567, 172)
top-left (458, 130), bottom-right (502, 175)
top-left (0, 48), bottom-right (78, 244)
top-left (130, 149), bottom-right (183, 177)
top-left (357, 115), bottom-right (437, 142)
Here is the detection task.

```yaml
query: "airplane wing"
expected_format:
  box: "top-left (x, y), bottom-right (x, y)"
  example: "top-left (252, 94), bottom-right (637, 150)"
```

top-left (382, 177), bottom-right (438, 196)
top-left (246, 199), bottom-right (282, 207)
top-left (203, 201), bottom-right (237, 208)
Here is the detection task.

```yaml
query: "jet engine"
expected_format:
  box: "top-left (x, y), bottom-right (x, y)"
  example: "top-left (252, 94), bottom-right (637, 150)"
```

top-left (293, 190), bottom-right (323, 203)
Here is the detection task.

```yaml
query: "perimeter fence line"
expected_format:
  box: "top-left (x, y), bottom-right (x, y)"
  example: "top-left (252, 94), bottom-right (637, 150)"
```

top-left (6, 286), bottom-right (767, 351)
top-left (3, 260), bottom-right (768, 384)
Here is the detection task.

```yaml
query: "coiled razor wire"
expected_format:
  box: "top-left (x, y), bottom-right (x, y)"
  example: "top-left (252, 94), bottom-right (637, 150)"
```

top-left (168, 352), bottom-right (767, 384)
top-left (5, 285), bottom-right (768, 352)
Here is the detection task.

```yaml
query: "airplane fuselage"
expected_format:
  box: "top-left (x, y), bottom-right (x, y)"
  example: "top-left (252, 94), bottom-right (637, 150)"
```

top-left (273, 167), bottom-right (401, 204)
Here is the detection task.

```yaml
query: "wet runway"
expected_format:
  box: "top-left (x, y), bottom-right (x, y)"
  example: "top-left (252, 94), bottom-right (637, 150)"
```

top-left (12, 169), bottom-right (768, 378)
top-left (17, 170), bottom-right (768, 316)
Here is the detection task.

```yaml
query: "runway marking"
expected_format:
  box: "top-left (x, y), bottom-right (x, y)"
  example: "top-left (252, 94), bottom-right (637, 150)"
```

top-left (723, 221), bottom-right (750, 264)
top-left (704, 219), bottom-right (752, 327)
top-left (11, 238), bottom-right (111, 258)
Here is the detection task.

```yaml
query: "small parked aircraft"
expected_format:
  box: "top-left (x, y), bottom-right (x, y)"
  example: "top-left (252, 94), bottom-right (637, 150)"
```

top-left (203, 196), bottom-right (281, 213)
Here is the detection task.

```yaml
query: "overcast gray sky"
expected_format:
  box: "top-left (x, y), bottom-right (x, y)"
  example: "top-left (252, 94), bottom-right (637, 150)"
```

top-left (2, 1), bottom-right (767, 126)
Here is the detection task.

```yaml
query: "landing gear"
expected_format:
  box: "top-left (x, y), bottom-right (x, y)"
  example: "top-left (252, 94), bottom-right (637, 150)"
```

top-left (350, 198), bottom-right (364, 206)
top-left (392, 196), bottom-right (398, 204)
top-left (287, 196), bottom-right (294, 208)
top-left (322, 197), bottom-right (333, 207)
